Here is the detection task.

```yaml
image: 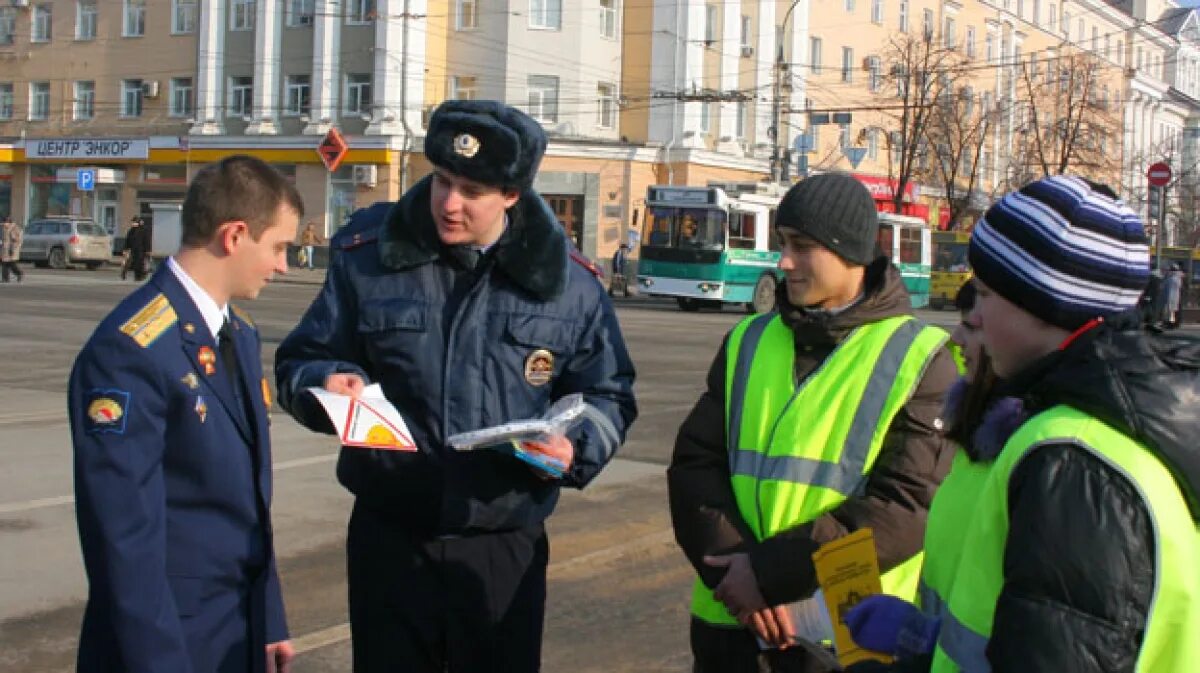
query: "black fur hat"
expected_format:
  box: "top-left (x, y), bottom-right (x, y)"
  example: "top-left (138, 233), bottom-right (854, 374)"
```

top-left (424, 100), bottom-right (548, 191)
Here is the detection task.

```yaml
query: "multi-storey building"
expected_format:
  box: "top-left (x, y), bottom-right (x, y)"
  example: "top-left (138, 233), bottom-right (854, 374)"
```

top-left (2, 0), bottom-right (1199, 261)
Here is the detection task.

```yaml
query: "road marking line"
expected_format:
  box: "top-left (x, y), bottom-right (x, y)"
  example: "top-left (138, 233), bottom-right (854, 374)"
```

top-left (293, 526), bottom-right (677, 655)
top-left (0, 455), bottom-right (338, 515)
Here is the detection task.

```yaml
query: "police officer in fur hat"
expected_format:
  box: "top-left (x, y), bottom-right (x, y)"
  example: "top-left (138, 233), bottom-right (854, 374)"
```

top-left (275, 100), bottom-right (638, 672)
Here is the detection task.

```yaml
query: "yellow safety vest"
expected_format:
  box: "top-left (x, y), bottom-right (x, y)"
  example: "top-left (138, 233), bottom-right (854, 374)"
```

top-left (691, 313), bottom-right (949, 625)
top-left (924, 406), bottom-right (1200, 672)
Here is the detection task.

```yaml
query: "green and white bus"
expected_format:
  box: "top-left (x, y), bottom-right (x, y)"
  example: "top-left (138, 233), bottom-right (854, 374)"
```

top-left (637, 183), bottom-right (933, 311)
top-left (637, 184), bottom-right (784, 313)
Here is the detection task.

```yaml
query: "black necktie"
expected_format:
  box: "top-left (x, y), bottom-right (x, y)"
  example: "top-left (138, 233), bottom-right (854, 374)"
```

top-left (218, 318), bottom-right (253, 424)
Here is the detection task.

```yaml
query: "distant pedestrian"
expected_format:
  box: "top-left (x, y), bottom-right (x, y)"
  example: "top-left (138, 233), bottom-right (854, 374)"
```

top-left (121, 216), bottom-right (150, 282)
top-left (1161, 262), bottom-right (1185, 329)
top-left (1, 215), bottom-right (23, 283)
top-left (299, 222), bottom-right (322, 269)
top-left (609, 243), bottom-right (631, 297)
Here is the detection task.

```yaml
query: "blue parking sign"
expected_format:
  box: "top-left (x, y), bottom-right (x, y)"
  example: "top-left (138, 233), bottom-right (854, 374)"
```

top-left (77, 169), bottom-right (96, 191)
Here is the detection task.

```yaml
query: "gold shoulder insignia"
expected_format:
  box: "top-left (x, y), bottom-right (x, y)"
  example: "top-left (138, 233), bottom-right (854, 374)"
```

top-left (231, 303), bottom-right (256, 329)
top-left (119, 294), bottom-right (178, 348)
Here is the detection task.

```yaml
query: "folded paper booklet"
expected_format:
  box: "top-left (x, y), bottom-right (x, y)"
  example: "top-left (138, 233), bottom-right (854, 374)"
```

top-left (445, 395), bottom-right (589, 478)
top-left (812, 527), bottom-right (892, 668)
top-left (307, 383), bottom-right (417, 451)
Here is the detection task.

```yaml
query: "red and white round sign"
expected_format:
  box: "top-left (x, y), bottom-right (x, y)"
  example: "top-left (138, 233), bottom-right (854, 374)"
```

top-left (1147, 162), bottom-right (1172, 187)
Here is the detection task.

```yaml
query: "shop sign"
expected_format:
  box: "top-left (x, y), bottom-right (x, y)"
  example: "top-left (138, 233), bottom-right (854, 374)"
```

top-left (26, 138), bottom-right (150, 160)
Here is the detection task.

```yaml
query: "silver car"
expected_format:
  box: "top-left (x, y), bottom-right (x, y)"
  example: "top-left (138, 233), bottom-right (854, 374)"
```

top-left (20, 218), bottom-right (113, 269)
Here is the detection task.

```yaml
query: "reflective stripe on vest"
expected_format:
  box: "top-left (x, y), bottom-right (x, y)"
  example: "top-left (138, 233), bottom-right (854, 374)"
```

top-left (691, 313), bottom-right (949, 626)
top-left (928, 406), bottom-right (1200, 673)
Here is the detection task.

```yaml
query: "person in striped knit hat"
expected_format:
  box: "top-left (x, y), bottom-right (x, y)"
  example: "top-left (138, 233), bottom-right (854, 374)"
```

top-left (844, 175), bottom-right (1200, 673)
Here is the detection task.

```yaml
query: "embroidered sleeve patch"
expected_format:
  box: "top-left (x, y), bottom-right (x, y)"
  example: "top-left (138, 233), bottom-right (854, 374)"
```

top-left (119, 294), bottom-right (178, 348)
top-left (84, 389), bottom-right (131, 435)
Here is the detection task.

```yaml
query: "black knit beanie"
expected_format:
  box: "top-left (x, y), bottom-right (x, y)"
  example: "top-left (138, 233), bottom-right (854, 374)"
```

top-left (776, 172), bottom-right (879, 265)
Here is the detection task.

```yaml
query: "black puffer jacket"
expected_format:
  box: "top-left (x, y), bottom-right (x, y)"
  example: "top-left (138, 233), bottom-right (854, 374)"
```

top-left (983, 313), bottom-right (1200, 672)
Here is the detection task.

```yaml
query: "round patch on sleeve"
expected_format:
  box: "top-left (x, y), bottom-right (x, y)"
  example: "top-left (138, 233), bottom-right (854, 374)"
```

top-left (84, 389), bottom-right (131, 435)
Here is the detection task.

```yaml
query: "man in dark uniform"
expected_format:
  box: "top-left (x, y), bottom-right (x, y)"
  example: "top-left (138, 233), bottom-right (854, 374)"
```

top-left (122, 216), bottom-right (150, 281)
top-left (69, 156), bottom-right (302, 673)
top-left (275, 100), bottom-right (638, 672)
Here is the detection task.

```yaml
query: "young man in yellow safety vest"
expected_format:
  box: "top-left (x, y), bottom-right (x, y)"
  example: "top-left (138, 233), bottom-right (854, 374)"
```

top-left (667, 172), bottom-right (959, 672)
top-left (845, 175), bottom-right (1200, 673)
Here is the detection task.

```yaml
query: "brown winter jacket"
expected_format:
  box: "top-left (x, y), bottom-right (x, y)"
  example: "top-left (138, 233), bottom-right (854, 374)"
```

top-left (667, 257), bottom-right (958, 607)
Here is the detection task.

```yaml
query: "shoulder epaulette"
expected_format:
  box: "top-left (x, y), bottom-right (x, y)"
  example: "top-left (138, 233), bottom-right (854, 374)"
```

top-left (569, 249), bottom-right (603, 278)
top-left (119, 294), bottom-right (178, 348)
top-left (230, 303), bottom-right (255, 329)
top-left (340, 230), bottom-right (379, 251)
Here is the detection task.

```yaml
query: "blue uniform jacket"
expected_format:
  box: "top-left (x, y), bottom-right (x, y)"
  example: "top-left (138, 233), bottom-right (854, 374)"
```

top-left (68, 265), bottom-right (287, 673)
top-left (275, 176), bottom-right (638, 533)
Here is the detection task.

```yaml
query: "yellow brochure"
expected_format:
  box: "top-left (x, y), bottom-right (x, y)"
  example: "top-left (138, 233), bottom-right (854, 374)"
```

top-left (811, 527), bottom-right (893, 668)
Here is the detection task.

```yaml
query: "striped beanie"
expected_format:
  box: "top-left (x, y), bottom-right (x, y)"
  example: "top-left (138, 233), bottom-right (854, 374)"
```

top-left (968, 175), bottom-right (1150, 331)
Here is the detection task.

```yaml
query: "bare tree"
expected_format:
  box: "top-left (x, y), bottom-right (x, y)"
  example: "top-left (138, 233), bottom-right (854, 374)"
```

top-left (1009, 49), bottom-right (1121, 182)
top-left (874, 30), bottom-right (966, 213)
top-left (926, 81), bottom-right (996, 229)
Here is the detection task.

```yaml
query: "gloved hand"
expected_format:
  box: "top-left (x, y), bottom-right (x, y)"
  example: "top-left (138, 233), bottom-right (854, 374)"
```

top-left (844, 594), bottom-right (940, 658)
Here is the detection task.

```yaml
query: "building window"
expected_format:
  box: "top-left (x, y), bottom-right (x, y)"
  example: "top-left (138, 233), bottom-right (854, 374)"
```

top-left (346, 0), bottom-right (375, 24)
top-left (1016, 0), bottom-right (1024, 19)
top-left (170, 77), bottom-right (193, 117)
top-left (0, 8), bottom-right (14, 45)
top-left (740, 14), bottom-right (751, 49)
top-left (845, 0), bottom-right (855, 12)
top-left (985, 32), bottom-right (995, 61)
top-left (868, 55), bottom-right (881, 91)
top-left (842, 47), bottom-right (854, 82)
top-left (0, 83), bottom-right (12, 120)
top-left (1032, 0), bottom-right (1041, 25)
top-left (33, 4), bottom-right (53, 42)
top-left (451, 75), bottom-right (477, 100)
top-left (1062, 10), bottom-right (1070, 38)
top-left (922, 9), bottom-right (933, 40)
top-left (121, 79), bottom-right (143, 117)
top-left (77, 1), bottom-right (97, 40)
top-left (30, 82), bottom-right (50, 120)
top-left (229, 76), bottom-right (253, 117)
top-left (597, 82), bottom-right (616, 128)
top-left (124, 0), bottom-right (146, 37)
top-left (527, 75), bottom-right (559, 122)
top-left (173, 0), bottom-right (197, 33)
top-left (232, 0), bottom-right (255, 31)
top-left (600, 0), bottom-right (618, 39)
top-left (809, 125), bottom-right (820, 152)
top-left (1091, 26), bottom-right (1098, 52)
top-left (285, 74), bottom-right (312, 116)
top-left (736, 101), bottom-right (748, 139)
top-left (704, 4), bottom-right (717, 43)
top-left (345, 73), bottom-right (371, 115)
top-left (456, 0), bottom-right (478, 30)
top-left (944, 16), bottom-right (956, 49)
top-left (1116, 40), bottom-right (1123, 66)
top-left (1077, 17), bottom-right (1083, 43)
top-left (965, 26), bottom-right (975, 58)
top-left (530, 0), bottom-right (561, 30)
top-left (700, 101), bottom-right (711, 132)
top-left (810, 36), bottom-right (822, 74)
top-left (287, 0), bottom-right (315, 27)
top-left (1048, 3), bottom-right (1057, 31)
top-left (839, 125), bottom-right (851, 149)
top-left (871, 0), bottom-right (883, 23)
top-left (74, 80), bottom-right (94, 119)
top-left (898, 0), bottom-right (908, 32)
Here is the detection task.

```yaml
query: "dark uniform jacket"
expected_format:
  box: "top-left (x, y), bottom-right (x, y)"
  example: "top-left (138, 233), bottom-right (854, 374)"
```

top-left (274, 176), bottom-right (638, 534)
top-left (668, 258), bottom-right (958, 605)
top-left (972, 314), bottom-right (1200, 673)
top-left (69, 264), bottom-right (286, 673)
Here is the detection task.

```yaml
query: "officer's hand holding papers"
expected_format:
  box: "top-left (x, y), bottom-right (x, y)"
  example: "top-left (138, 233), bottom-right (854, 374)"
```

top-left (448, 394), bottom-right (592, 479)
top-left (308, 382), bottom-right (418, 450)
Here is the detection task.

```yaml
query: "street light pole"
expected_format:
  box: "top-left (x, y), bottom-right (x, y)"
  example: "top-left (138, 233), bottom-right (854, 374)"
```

top-left (772, 0), bottom-right (804, 184)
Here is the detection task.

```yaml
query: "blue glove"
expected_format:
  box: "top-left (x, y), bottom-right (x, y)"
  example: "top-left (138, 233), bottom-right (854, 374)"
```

top-left (844, 594), bottom-right (941, 658)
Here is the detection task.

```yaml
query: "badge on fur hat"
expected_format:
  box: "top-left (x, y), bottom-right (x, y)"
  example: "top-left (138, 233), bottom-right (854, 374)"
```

top-left (453, 133), bottom-right (481, 158)
top-left (524, 349), bottom-right (554, 386)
